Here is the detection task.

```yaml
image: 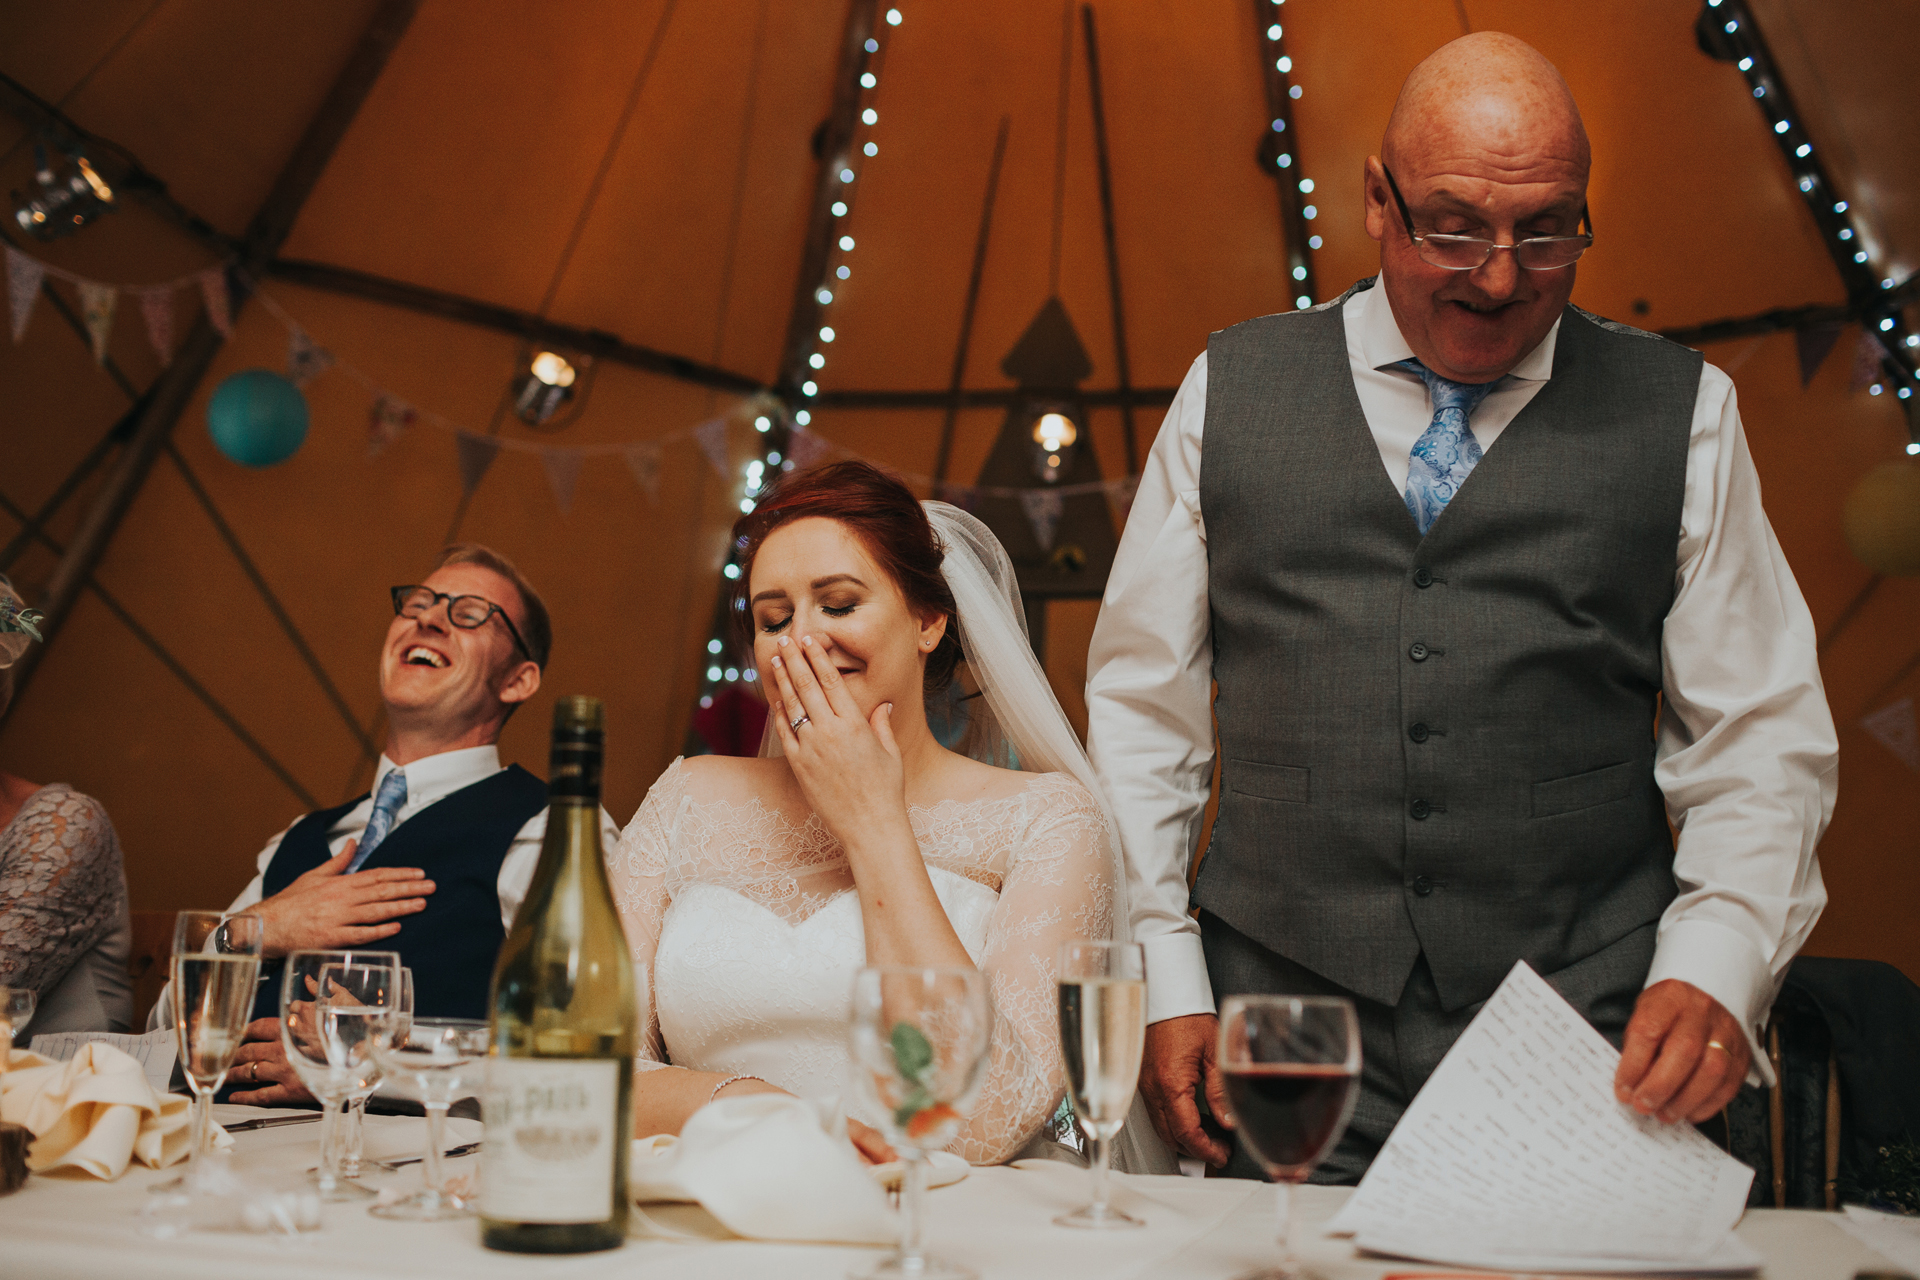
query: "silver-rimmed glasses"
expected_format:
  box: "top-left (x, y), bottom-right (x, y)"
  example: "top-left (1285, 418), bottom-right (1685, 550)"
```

top-left (1381, 163), bottom-right (1592, 271)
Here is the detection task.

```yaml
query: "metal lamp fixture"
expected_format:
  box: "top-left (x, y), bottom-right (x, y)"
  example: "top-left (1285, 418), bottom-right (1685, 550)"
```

top-left (12, 142), bottom-right (116, 241)
top-left (510, 347), bottom-right (594, 429)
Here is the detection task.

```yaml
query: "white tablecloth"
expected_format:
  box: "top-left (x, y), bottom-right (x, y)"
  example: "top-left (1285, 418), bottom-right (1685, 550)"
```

top-left (0, 1108), bottom-right (1905, 1279)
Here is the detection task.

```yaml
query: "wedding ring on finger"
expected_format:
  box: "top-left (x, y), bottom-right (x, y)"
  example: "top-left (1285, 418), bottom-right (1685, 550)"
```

top-left (1706, 1038), bottom-right (1734, 1061)
top-left (790, 714), bottom-right (811, 732)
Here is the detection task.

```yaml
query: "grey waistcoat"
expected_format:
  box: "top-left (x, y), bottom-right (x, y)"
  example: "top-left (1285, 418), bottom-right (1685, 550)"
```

top-left (1193, 280), bottom-right (1703, 1012)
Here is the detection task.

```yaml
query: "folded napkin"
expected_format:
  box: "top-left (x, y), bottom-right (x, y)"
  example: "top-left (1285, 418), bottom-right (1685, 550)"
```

top-left (631, 1093), bottom-right (895, 1244)
top-left (0, 1044), bottom-right (230, 1179)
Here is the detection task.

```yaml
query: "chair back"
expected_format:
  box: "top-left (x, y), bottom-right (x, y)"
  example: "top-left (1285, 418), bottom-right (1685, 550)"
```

top-left (126, 910), bottom-right (174, 1031)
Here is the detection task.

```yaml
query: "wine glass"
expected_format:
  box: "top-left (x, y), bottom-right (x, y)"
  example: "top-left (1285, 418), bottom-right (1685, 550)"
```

top-left (1053, 941), bottom-right (1147, 1229)
top-left (337, 966), bottom-right (412, 1183)
top-left (1216, 996), bottom-right (1361, 1280)
top-left (280, 950), bottom-right (402, 1202)
top-left (369, 1017), bottom-right (489, 1220)
top-left (156, 911), bottom-right (264, 1195)
top-left (848, 966), bottom-right (991, 1280)
top-left (0, 986), bottom-right (35, 1046)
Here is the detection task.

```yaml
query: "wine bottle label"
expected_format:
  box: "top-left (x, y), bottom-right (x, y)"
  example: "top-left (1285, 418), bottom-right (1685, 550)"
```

top-left (479, 1059), bottom-right (620, 1222)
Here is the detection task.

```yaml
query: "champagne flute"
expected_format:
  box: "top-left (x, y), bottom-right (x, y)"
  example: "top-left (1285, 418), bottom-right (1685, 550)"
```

top-left (337, 966), bottom-right (412, 1182)
top-left (849, 966), bottom-right (991, 1280)
top-left (280, 950), bottom-right (401, 1202)
top-left (370, 1017), bottom-right (489, 1220)
top-left (1054, 940), bottom-right (1147, 1229)
top-left (1217, 996), bottom-right (1361, 1280)
top-left (156, 911), bottom-right (264, 1194)
top-left (0, 986), bottom-right (35, 1046)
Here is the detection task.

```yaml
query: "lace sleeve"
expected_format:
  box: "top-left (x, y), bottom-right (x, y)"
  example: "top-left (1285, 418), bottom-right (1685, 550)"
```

top-left (0, 786), bottom-right (128, 996)
top-left (609, 759), bottom-right (686, 1070)
top-left (950, 776), bottom-right (1115, 1164)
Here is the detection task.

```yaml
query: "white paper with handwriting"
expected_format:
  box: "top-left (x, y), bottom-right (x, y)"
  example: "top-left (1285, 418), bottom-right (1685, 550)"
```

top-left (1327, 960), bottom-right (1760, 1274)
top-left (28, 1029), bottom-right (177, 1094)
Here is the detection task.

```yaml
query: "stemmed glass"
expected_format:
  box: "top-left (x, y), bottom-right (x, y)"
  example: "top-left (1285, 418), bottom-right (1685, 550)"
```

top-left (0, 986), bottom-right (35, 1046)
top-left (337, 966), bottom-right (412, 1183)
top-left (369, 1017), bottom-right (489, 1220)
top-left (849, 966), bottom-right (991, 1280)
top-left (1053, 941), bottom-right (1147, 1229)
top-left (1216, 996), bottom-right (1361, 1280)
top-left (280, 950), bottom-right (402, 1202)
top-left (156, 911), bottom-right (264, 1194)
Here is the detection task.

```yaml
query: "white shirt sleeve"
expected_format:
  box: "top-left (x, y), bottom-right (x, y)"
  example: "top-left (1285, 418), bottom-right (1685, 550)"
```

top-left (146, 824), bottom-right (297, 1031)
top-left (1645, 363), bottom-right (1835, 1084)
top-left (494, 806), bottom-right (625, 933)
top-left (1085, 353), bottom-right (1221, 1025)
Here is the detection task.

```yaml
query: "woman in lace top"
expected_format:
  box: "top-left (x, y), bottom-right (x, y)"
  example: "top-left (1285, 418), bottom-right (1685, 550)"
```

top-left (610, 462), bottom-right (1115, 1165)
top-left (0, 661), bottom-right (133, 1035)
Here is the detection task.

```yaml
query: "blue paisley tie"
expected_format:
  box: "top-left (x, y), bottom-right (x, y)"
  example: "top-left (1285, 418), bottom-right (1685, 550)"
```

top-left (345, 768), bottom-right (408, 872)
top-left (1395, 358), bottom-right (1498, 536)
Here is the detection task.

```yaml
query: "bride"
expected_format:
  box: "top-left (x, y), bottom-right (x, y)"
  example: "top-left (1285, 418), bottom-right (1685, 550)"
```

top-left (611, 460), bottom-right (1164, 1169)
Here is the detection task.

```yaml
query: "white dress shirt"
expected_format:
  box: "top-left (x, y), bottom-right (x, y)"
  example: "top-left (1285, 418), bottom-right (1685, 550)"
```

top-left (148, 744), bottom-right (621, 1029)
top-left (1086, 284), bottom-right (1836, 1079)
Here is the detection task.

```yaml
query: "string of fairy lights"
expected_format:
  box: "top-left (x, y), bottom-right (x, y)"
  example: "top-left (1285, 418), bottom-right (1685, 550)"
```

top-left (1257, 0), bottom-right (1323, 310)
top-left (698, 6), bottom-right (906, 710)
top-left (1704, 0), bottom-right (1917, 436)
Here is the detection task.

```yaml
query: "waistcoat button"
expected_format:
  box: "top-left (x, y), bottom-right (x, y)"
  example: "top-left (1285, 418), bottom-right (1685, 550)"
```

top-left (1409, 642), bottom-right (1430, 662)
top-left (1412, 567), bottom-right (1434, 588)
top-left (1411, 875), bottom-right (1436, 896)
top-left (1408, 723), bottom-right (1429, 743)
top-left (1410, 798), bottom-right (1432, 820)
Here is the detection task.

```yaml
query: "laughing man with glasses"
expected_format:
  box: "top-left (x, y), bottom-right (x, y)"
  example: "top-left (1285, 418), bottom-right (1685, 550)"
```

top-left (149, 544), bottom-right (619, 1109)
top-left (1087, 32), bottom-right (1835, 1182)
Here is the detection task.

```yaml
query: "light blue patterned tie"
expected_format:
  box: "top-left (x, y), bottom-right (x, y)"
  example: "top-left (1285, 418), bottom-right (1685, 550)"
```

top-left (1395, 358), bottom-right (1499, 536)
top-left (345, 768), bottom-right (408, 872)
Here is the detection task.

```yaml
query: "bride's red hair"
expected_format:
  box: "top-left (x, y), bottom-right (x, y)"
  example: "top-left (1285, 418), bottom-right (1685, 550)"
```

top-left (730, 460), bottom-right (963, 694)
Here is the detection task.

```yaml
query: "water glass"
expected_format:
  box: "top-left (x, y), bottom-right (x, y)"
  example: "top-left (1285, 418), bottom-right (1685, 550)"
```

top-left (0, 986), bottom-right (35, 1045)
top-left (1054, 940), bottom-right (1147, 1229)
top-left (337, 966), bottom-right (412, 1182)
top-left (369, 1017), bottom-right (488, 1220)
top-left (156, 911), bottom-right (264, 1195)
top-left (848, 966), bottom-right (991, 1280)
top-left (1217, 996), bottom-right (1361, 1280)
top-left (280, 950), bottom-right (402, 1202)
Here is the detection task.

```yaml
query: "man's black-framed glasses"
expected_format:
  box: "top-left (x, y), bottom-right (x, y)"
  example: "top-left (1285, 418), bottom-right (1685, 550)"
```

top-left (390, 585), bottom-right (533, 662)
top-left (1382, 164), bottom-right (1593, 271)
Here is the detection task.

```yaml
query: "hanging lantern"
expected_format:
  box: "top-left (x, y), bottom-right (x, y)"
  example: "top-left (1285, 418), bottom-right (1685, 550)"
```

top-left (1030, 409), bottom-right (1081, 484)
top-left (511, 346), bottom-right (595, 430)
top-left (206, 369), bottom-right (309, 468)
top-left (1842, 460), bottom-right (1920, 576)
top-left (11, 142), bottom-right (116, 242)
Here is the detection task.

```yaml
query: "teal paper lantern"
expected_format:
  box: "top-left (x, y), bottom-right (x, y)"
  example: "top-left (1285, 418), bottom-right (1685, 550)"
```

top-left (207, 369), bottom-right (309, 468)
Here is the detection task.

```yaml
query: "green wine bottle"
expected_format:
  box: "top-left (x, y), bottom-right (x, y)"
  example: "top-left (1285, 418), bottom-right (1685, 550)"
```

top-left (480, 696), bottom-right (635, 1253)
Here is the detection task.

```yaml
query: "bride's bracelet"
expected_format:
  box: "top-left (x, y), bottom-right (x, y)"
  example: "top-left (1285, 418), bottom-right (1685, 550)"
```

top-left (709, 1073), bottom-right (767, 1104)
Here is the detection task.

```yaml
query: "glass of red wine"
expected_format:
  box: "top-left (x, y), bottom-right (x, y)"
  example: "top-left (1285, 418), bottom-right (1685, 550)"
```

top-left (1217, 995), bottom-right (1360, 1280)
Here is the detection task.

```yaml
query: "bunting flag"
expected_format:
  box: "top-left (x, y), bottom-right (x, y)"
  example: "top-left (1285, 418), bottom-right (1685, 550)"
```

top-left (6, 247), bottom-right (43, 343)
top-left (1860, 696), bottom-right (1920, 771)
top-left (542, 448), bottom-right (584, 514)
top-left (694, 417), bottom-right (731, 479)
top-left (199, 267), bottom-right (232, 338)
top-left (1849, 330), bottom-right (1890, 394)
top-left (77, 282), bottom-right (117, 365)
top-left (138, 288), bottom-right (174, 366)
top-left (1019, 488), bottom-right (1065, 553)
top-left (454, 432), bottom-right (501, 496)
top-left (367, 394), bottom-right (415, 457)
top-left (286, 327), bottom-right (334, 387)
top-left (787, 425), bottom-right (834, 470)
top-left (624, 443), bottom-right (662, 504)
top-left (1795, 323), bottom-right (1844, 388)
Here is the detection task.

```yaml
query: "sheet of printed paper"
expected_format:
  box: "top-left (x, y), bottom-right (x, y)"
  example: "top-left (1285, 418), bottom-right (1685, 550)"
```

top-left (29, 1028), bottom-right (178, 1094)
top-left (1836, 1205), bottom-right (1920, 1275)
top-left (1327, 960), bottom-right (1756, 1272)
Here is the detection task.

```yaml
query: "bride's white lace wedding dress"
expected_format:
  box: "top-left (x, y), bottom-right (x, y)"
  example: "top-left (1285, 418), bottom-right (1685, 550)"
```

top-left (609, 755), bottom-right (1114, 1165)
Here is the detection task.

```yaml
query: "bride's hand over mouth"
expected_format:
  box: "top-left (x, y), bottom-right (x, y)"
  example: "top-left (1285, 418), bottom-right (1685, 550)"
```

top-left (768, 633), bottom-right (911, 846)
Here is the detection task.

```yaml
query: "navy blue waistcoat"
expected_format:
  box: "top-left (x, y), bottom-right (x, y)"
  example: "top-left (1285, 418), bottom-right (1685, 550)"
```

top-left (252, 766), bottom-right (548, 1021)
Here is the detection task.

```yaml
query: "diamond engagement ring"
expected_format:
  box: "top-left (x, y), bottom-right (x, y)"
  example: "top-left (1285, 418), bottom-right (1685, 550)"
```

top-left (790, 714), bottom-right (811, 731)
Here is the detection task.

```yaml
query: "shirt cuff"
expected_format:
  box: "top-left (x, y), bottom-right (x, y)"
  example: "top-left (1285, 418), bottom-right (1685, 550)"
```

top-left (1645, 916), bottom-right (1777, 1088)
top-left (1143, 931), bottom-right (1216, 1024)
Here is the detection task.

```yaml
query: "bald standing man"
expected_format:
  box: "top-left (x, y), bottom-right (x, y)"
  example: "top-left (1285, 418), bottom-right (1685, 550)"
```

top-left (1086, 33), bottom-right (1836, 1181)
